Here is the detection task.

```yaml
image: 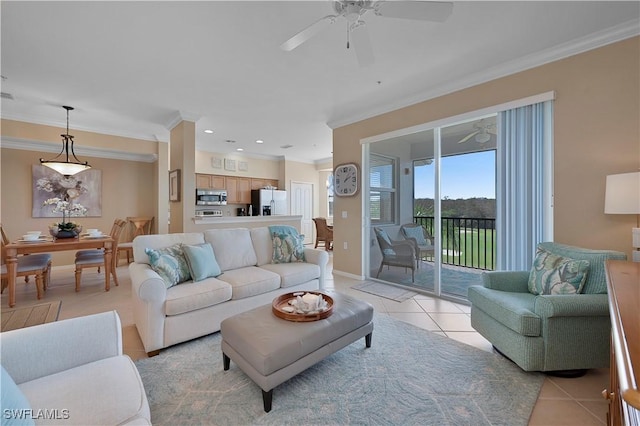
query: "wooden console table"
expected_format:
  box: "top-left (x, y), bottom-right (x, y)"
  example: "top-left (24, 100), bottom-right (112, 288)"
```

top-left (4, 237), bottom-right (114, 308)
top-left (604, 260), bottom-right (640, 425)
top-left (1, 300), bottom-right (61, 332)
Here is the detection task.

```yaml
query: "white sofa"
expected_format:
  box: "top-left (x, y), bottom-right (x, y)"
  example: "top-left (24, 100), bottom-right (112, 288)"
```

top-left (0, 311), bottom-right (151, 425)
top-left (129, 227), bottom-right (329, 355)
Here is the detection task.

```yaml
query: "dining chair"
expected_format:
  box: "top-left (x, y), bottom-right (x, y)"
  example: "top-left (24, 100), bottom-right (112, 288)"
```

top-left (400, 223), bottom-right (435, 267)
top-left (0, 225), bottom-right (52, 299)
top-left (74, 219), bottom-right (126, 291)
top-left (117, 216), bottom-right (154, 264)
top-left (312, 218), bottom-right (333, 251)
top-left (374, 227), bottom-right (416, 282)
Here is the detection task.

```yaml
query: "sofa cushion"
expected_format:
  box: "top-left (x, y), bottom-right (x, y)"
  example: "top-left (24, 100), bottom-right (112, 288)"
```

top-left (260, 262), bottom-right (320, 288)
top-left (403, 226), bottom-right (428, 245)
top-left (165, 278), bottom-right (232, 316)
top-left (145, 244), bottom-right (191, 288)
top-left (528, 247), bottom-right (590, 295)
top-left (204, 228), bottom-right (257, 271)
top-left (1, 365), bottom-right (34, 426)
top-left (250, 227), bottom-right (273, 266)
top-left (216, 267), bottom-right (280, 300)
top-left (18, 356), bottom-right (150, 426)
top-left (467, 286), bottom-right (541, 336)
top-left (182, 243), bottom-right (221, 282)
top-left (269, 225), bottom-right (306, 263)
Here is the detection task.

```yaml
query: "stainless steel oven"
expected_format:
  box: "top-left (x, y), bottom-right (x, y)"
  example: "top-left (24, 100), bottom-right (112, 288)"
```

top-left (196, 189), bottom-right (227, 206)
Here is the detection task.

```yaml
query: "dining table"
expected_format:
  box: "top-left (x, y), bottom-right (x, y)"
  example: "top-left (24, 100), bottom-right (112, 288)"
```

top-left (4, 235), bottom-right (114, 308)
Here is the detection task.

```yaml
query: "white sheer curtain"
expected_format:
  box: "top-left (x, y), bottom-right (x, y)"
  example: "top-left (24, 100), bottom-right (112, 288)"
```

top-left (496, 101), bottom-right (554, 270)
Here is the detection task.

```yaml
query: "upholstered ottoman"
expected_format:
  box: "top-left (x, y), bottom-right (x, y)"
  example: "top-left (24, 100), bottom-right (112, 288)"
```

top-left (221, 291), bottom-right (374, 412)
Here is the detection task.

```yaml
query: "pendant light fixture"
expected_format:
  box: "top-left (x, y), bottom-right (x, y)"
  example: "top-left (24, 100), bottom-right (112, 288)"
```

top-left (40, 105), bottom-right (91, 176)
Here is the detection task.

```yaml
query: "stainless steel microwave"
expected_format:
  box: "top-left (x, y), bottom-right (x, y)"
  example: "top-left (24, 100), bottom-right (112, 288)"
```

top-left (196, 189), bottom-right (227, 206)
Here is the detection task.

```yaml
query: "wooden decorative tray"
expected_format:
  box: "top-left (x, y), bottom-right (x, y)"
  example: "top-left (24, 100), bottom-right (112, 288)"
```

top-left (272, 291), bottom-right (334, 322)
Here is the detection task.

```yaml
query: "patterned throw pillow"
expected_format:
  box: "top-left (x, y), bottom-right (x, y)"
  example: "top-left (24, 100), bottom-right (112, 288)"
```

top-left (528, 247), bottom-right (590, 295)
top-left (145, 244), bottom-right (191, 288)
top-left (270, 225), bottom-right (306, 264)
top-left (182, 243), bottom-right (221, 282)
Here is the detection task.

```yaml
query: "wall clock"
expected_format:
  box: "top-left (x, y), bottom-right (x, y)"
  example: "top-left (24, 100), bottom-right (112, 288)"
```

top-left (334, 163), bottom-right (359, 197)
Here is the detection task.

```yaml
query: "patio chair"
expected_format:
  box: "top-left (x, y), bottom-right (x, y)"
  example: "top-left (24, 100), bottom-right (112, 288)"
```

top-left (400, 223), bottom-right (435, 267)
top-left (312, 218), bottom-right (333, 251)
top-left (374, 227), bottom-right (416, 282)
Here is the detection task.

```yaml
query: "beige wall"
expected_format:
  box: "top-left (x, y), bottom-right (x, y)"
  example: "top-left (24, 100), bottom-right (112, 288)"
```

top-left (1, 148), bottom-right (156, 265)
top-left (332, 37), bottom-right (640, 277)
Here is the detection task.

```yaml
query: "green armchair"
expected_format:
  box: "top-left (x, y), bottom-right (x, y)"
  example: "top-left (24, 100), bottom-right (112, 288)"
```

top-left (468, 242), bottom-right (626, 373)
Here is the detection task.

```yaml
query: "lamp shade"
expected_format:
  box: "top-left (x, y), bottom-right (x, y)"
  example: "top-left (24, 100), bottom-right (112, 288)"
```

top-left (604, 172), bottom-right (640, 214)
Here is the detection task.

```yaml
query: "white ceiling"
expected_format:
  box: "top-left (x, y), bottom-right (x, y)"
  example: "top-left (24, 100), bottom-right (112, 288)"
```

top-left (1, 1), bottom-right (638, 164)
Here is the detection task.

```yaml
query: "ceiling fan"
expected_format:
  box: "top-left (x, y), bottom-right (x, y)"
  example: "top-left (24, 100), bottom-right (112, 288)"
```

top-left (457, 119), bottom-right (497, 144)
top-left (280, 1), bottom-right (454, 67)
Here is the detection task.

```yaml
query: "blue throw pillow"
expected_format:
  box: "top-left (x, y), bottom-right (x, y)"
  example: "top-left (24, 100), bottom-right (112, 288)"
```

top-left (182, 243), bottom-right (222, 282)
top-left (528, 247), bottom-right (590, 295)
top-left (145, 244), bottom-right (191, 288)
top-left (1, 365), bottom-right (35, 426)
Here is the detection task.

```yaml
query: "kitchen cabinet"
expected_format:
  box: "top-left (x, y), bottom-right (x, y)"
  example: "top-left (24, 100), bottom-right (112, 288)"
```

top-left (196, 174), bottom-right (225, 189)
top-left (251, 178), bottom-right (279, 190)
top-left (225, 177), bottom-right (251, 204)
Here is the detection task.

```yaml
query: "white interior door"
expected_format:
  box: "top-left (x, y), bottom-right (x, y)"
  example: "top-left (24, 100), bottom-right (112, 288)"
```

top-left (290, 181), bottom-right (314, 244)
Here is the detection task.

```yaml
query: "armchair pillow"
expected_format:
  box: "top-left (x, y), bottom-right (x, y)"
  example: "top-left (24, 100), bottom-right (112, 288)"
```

top-left (145, 244), bottom-right (191, 288)
top-left (402, 226), bottom-right (428, 246)
top-left (182, 243), bottom-right (221, 281)
top-left (528, 247), bottom-right (590, 295)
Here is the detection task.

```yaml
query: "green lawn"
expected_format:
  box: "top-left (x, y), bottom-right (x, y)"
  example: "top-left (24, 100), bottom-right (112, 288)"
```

top-left (441, 228), bottom-right (496, 270)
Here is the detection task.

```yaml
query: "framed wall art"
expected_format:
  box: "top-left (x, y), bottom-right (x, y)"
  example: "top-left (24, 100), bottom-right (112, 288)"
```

top-left (224, 158), bottom-right (236, 171)
top-left (169, 169), bottom-right (181, 202)
top-left (32, 165), bottom-right (102, 218)
top-left (211, 157), bottom-right (222, 169)
top-left (238, 161), bottom-right (249, 172)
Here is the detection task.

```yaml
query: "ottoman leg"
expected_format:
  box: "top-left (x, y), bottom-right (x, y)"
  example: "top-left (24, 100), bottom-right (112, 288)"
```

top-left (365, 332), bottom-right (373, 348)
top-left (262, 389), bottom-right (273, 412)
top-left (223, 353), bottom-right (230, 371)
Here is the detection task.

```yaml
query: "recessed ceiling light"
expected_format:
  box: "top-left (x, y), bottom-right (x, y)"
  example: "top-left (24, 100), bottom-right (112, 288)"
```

top-left (255, 139), bottom-right (264, 144)
top-left (203, 129), bottom-right (214, 134)
top-left (236, 148), bottom-right (244, 152)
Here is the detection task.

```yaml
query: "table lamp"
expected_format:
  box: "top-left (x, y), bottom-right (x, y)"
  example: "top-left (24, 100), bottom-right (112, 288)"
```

top-left (605, 172), bottom-right (640, 262)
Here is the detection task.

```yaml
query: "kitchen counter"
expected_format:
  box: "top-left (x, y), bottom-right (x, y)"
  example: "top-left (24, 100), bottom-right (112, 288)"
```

top-left (189, 215), bottom-right (302, 232)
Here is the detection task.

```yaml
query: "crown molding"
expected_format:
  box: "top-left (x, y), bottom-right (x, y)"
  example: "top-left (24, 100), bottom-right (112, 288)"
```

top-left (165, 110), bottom-right (201, 130)
top-left (0, 136), bottom-right (158, 163)
top-left (0, 111), bottom-right (166, 143)
top-left (327, 19), bottom-right (640, 129)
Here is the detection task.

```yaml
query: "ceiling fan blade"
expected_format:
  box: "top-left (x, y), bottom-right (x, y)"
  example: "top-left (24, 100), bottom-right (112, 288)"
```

top-left (351, 23), bottom-right (375, 67)
top-left (280, 15), bottom-right (337, 51)
top-left (458, 131), bottom-right (479, 144)
top-left (375, 1), bottom-right (454, 22)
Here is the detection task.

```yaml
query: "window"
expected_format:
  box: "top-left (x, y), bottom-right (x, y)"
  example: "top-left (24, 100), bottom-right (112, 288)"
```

top-left (326, 173), bottom-right (334, 217)
top-left (369, 154), bottom-right (396, 224)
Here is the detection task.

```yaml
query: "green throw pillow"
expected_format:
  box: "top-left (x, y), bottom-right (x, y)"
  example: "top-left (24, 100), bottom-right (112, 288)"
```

top-left (145, 244), bottom-right (191, 288)
top-left (528, 247), bottom-right (590, 295)
top-left (271, 228), bottom-right (306, 264)
top-left (182, 243), bottom-right (222, 282)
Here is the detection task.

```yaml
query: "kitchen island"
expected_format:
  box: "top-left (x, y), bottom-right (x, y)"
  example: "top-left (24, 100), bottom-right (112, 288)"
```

top-left (188, 215), bottom-right (302, 232)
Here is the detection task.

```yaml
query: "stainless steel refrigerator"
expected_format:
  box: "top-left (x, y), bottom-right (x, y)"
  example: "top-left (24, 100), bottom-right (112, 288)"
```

top-left (251, 189), bottom-right (287, 215)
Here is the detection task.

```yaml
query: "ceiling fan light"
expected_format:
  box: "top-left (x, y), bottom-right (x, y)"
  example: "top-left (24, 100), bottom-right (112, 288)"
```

top-left (475, 132), bottom-right (491, 144)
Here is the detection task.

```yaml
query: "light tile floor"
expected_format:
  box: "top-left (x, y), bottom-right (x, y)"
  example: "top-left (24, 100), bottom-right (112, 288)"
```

top-left (1, 257), bottom-right (610, 425)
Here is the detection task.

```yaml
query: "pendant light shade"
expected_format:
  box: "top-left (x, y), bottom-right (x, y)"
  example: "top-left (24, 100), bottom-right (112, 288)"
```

top-left (40, 106), bottom-right (91, 176)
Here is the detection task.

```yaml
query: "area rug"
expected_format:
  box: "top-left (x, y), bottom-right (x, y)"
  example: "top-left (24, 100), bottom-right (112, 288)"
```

top-left (135, 314), bottom-right (544, 425)
top-left (351, 281), bottom-right (418, 302)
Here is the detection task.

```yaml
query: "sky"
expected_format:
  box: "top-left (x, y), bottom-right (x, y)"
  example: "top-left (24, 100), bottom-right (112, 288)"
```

top-left (414, 150), bottom-right (496, 199)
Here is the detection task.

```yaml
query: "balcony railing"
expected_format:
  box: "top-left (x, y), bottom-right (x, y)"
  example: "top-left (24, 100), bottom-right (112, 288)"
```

top-left (413, 216), bottom-right (496, 270)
